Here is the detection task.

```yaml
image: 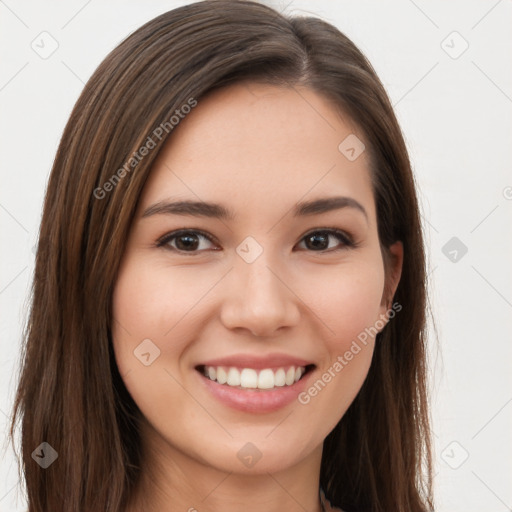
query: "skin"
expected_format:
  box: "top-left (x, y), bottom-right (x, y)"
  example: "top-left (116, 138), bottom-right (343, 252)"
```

top-left (112, 82), bottom-right (403, 512)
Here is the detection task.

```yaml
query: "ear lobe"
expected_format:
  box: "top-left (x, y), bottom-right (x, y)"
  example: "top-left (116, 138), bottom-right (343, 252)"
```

top-left (380, 240), bottom-right (404, 312)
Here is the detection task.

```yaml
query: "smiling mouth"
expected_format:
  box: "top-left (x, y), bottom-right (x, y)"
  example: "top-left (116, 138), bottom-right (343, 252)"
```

top-left (195, 364), bottom-right (315, 391)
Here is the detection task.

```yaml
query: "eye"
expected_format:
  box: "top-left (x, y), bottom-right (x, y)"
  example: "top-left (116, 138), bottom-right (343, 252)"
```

top-left (156, 229), bottom-right (219, 254)
top-left (296, 228), bottom-right (356, 252)
top-left (156, 227), bottom-right (356, 255)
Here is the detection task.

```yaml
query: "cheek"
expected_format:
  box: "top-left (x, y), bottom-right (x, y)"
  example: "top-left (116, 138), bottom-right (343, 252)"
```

top-left (295, 265), bottom-right (384, 422)
top-left (111, 259), bottom-right (185, 373)
top-left (111, 259), bottom-right (208, 351)
top-left (110, 259), bottom-right (201, 421)
top-left (293, 256), bottom-right (385, 414)
top-left (111, 257), bottom-right (228, 407)
top-left (306, 256), bottom-right (386, 348)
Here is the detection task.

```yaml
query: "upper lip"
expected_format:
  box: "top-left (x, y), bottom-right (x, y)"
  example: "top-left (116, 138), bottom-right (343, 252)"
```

top-left (196, 353), bottom-right (315, 370)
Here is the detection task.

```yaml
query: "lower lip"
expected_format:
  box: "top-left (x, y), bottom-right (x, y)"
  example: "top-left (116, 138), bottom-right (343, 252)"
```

top-left (197, 369), bottom-right (314, 413)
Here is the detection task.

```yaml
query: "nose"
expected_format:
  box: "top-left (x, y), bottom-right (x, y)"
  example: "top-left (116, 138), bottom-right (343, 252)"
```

top-left (219, 252), bottom-right (300, 337)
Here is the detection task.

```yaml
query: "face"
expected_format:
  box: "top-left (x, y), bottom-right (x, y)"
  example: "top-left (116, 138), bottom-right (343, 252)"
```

top-left (112, 82), bottom-right (402, 477)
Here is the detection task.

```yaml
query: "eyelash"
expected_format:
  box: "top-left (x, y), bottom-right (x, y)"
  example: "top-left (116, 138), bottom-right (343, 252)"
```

top-left (156, 227), bottom-right (358, 255)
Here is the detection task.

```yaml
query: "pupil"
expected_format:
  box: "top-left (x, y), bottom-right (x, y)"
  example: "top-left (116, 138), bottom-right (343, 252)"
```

top-left (176, 234), bottom-right (199, 250)
top-left (308, 233), bottom-right (327, 250)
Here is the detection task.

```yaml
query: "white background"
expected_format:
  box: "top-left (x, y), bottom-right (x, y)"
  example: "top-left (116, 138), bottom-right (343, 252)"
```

top-left (1, 1), bottom-right (511, 511)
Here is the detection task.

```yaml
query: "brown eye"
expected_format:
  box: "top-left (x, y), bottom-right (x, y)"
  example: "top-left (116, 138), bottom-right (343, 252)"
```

top-left (298, 229), bottom-right (354, 252)
top-left (157, 230), bottom-right (218, 253)
top-left (157, 227), bottom-right (355, 255)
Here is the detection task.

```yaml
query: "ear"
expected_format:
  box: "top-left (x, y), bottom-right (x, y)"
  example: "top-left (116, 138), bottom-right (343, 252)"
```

top-left (379, 241), bottom-right (403, 316)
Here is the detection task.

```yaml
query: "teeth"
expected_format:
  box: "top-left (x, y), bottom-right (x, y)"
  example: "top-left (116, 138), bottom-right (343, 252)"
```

top-left (240, 368), bottom-right (258, 388)
top-left (202, 365), bottom-right (306, 390)
top-left (257, 369), bottom-right (274, 389)
top-left (274, 368), bottom-right (286, 387)
top-left (285, 367), bottom-right (295, 386)
top-left (227, 367), bottom-right (241, 386)
top-left (216, 367), bottom-right (227, 384)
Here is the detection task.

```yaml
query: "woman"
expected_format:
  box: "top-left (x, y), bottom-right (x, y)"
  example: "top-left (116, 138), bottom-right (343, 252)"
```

top-left (10, 1), bottom-right (434, 511)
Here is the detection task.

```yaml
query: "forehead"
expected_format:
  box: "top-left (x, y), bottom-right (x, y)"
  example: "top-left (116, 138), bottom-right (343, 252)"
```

top-left (138, 82), bottom-right (376, 223)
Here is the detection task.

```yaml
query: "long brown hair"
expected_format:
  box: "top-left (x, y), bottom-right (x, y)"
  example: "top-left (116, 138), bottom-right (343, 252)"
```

top-left (9, 1), bottom-right (434, 510)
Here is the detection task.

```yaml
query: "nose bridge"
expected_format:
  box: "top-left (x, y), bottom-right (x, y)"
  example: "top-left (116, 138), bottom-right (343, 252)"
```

top-left (240, 251), bottom-right (279, 297)
top-left (220, 236), bottom-right (300, 335)
top-left (236, 239), bottom-right (286, 306)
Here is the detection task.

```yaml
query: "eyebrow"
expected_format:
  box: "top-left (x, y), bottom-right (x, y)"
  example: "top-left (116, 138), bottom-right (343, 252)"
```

top-left (141, 196), bottom-right (368, 221)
